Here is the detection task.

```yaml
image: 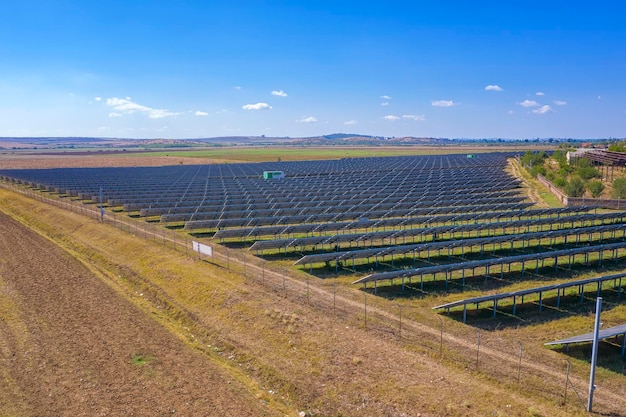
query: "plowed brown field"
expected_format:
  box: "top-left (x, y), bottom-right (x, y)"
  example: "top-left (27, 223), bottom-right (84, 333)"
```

top-left (0, 212), bottom-right (275, 417)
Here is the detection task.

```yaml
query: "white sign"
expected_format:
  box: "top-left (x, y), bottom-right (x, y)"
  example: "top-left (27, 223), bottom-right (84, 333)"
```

top-left (192, 241), bottom-right (212, 257)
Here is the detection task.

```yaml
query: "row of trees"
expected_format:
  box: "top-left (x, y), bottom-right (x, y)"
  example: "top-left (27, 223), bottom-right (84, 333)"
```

top-left (521, 151), bottom-right (626, 199)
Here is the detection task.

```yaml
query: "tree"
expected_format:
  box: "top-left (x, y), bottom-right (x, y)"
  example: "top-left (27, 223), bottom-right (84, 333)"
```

top-left (520, 151), bottom-right (547, 173)
top-left (587, 180), bottom-right (604, 198)
top-left (565, 177), bottom-right (585, 197)
top-left (612, 178), bottom-right (626, 199)
top-left (608, 141), bottom-right (626, 153)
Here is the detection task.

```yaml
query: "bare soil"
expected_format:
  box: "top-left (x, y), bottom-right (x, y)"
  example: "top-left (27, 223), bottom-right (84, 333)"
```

top-left (0, 212), bottom-right (275, 417)
top-left (0, 154), bottom-right (206, 169)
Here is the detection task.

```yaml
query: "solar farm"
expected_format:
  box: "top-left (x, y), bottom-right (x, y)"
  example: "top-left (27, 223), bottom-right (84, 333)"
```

top-left (3, 150), bottom-right (626, 415)
top-left (3, 151), bottom-right (626, 310)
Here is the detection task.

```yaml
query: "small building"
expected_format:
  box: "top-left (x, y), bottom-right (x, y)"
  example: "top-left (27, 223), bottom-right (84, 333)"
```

top-left (263, 170), bottom-right (285, 179)
top-left (566, 149), bottom-right (593, 165)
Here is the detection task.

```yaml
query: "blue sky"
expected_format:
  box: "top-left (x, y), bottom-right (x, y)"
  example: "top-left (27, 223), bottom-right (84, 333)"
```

top-left (1, 1), bottom-right (625, 139)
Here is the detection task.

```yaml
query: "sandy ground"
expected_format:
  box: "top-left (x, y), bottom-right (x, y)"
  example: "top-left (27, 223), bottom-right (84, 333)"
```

top-left (0, 211), bottom-right (275, 417)
top-left (0, 154), bottom-right (206, 169)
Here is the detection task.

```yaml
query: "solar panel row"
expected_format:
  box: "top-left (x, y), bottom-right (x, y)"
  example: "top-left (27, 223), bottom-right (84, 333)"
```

top-left (294, 222), bottom-right (626, 267)
top-left (253, 211), bottom-right (624, 253)
top-left (212, 206), bottom-right (592, 240)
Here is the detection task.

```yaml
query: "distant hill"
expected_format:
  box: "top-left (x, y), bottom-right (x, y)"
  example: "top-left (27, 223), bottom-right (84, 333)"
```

top-left (0, 134), bottom-right (598, 151)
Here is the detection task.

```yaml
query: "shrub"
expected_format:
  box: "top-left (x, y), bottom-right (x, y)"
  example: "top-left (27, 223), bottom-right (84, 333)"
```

top-left (612, 178), bottom-right (626, 199)
top-left (587, 180), bottom-right (604, 198)
top-left (530, 165), bottom-right (546, 178)
top-left (553, 177), bottom-right (567, 188)
top-left (577, 166), bottom-right (600, 180)
top-left (565, 177), bottom-right (585, 197)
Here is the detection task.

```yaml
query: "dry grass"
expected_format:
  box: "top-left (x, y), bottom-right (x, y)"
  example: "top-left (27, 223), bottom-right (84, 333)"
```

top-left (0, 275), bottom-right (33, 417)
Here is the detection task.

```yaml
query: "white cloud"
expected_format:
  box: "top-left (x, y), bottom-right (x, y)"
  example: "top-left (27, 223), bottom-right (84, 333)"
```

top-left (195, 111), bottom-right (209, 116)
top-left (484, 84), bottom-right (503, 91)
top-left (242, 102), bottom-right (272, 110)
top-left (234, 86), bottom-right (242, 90)
top-left (402, 114), bottom-right (426, 121)
top-left (148, 109), bottom-right (180, 119)
top-left (105, 97), bottom-right (179, 119)
top-left (519, 99), bottom-right (539, 107)
top-left (384, 115), bottom-right (400, 121)
top-left (554, 100), bottom-right (567, 106)
top-left (94, 97), bottom-right (102, 101)
top-left (108, 112), bottom-right (122, 118)
top-left (271, 90), bottom-right (288, 97)
top-left (532, 105), bottom-right (553, 114)
top-left (432, 100), bottom-right (457, 107)
top-left (344, 120), bottom-right (357, 125)
top-left (106, 97), bottom-right (146, 112)
top-left (536, 92), bottom-right (545, 96)
top-left (508, 110), bottom-right (514, 115)
top-left (380, 102), bottom-right (389, 106)
top-left (380, 95), bottom-right (392, 100)
top-left (296, 116), bottom-right (317, 123)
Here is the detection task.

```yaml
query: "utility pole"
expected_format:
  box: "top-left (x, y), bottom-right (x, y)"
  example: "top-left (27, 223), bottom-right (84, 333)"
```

top-left (99, 187), bottom-right (104, 221)
top-left (587, 297), bottom-right (602, 412)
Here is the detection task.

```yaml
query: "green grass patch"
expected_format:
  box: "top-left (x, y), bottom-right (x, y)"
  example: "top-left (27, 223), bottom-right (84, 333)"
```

top-left (131, 353), bottom-right (155, 366)
top-left (124, 146), bottom-right (510, 163)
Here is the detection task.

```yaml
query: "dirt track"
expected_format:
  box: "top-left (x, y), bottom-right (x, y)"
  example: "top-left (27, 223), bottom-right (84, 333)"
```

top-left (0, 212), bottom-right (275, 416)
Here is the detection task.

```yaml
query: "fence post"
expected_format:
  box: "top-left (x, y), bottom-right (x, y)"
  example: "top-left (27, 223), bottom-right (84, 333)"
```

top-left (333, 283), bottom-right (336, 317)
top-left (476, 329), bottom-right (481, 369)
top-left (564, 360), bottom-right (570, 405)
top-left (517, 342), bottom-right (523, 383)
top-left (398, 304), bottom-right (402, 340)
top-left (438, 316), bottom-right (444, 359)
top-left (364, 293), bottom-right (367, 329)
top-left (282, 268), bottom-right (286, 298)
